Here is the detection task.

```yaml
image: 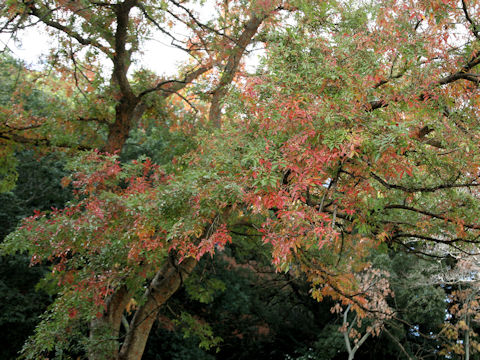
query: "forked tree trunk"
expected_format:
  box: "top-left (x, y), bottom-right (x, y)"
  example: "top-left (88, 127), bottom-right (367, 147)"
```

top-left (89, 287), bottom-right (132, 360)
top-left (89, 5), bottom-right (270, 359)
top-left (118, 257), bottom-right (197, 360)
top-left (88, 258), bottom-right (197, 360)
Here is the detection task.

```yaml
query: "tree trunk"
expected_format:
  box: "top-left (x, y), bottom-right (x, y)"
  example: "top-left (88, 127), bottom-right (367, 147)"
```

top-left (118, 257), bottom-right (197, 360)
top-left (466, 312), bottom-right (471, 360)
top-left (104, 101), bottom-right (144, 154)
top-left (89, 286), bottom-right (132, 360)
top-left (90, 5), bottom-right (269, 359)
top-left (87, 257), bottom-right (196, 360)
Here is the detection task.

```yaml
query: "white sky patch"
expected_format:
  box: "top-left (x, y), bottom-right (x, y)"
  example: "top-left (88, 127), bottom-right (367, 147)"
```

top-left (133, 35), bottom-right (190, 76)
top-left (0, 1), bottom-right (266, 77)
top-left (1, 26), bottom-right (190, 76)
top-left (0, 1), bottom-right (213, 75)
top-left (0, 27), bottom-right (52, 69)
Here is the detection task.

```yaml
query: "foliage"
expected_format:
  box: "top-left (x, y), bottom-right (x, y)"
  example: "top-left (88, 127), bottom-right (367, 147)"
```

top-left (0, 149), bottom-right (72, 359)
top-left (4, 0), bottom-right (480, 359)
top-left (0, 254), bottom-right (53, 360)
top-left (173, 312), bottom-right (223, 351)
top-left (153, 244), bottom-right (336, 360)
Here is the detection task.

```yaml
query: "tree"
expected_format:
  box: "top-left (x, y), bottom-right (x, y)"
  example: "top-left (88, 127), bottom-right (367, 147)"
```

top-left (4, 0), bottom-right (480, 359)
top-left (237, 0), bottom-right (480, 313)
top-left (0, 1), bottom-right (291, 359)
top-left (0, 53), bottom-right (73, 359)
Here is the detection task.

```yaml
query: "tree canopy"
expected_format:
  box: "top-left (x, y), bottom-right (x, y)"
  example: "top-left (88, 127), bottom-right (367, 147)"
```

top-left (3, 0), bottom-right (480, 359)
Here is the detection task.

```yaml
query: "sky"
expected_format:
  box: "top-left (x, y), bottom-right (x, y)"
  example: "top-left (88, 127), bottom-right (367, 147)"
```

top-left (0, 1), bottom-right (206, 76)
top-left (0, 25), bottom-right (191, 77)
top-left (0, 1), bottom-right (263, 77)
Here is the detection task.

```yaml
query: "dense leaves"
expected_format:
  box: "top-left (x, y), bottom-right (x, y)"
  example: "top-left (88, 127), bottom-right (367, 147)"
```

top-left (0, 149), bottom-right (72, 359)
top-left (4, 0), bottom-right (480, 359)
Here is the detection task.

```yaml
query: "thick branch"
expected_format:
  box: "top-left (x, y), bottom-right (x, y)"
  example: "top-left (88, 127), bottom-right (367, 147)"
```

top-left (462, 0), bottom-right (480, 40)
top-left (118, 257), bottom-right (197, 360)
top-left (439, 72), bottom-right (480, 85)
top-left (89, 286), bottom-right (131, 360)
top-left (26, 2), bottom-right (110, 54)
top-left (209, 12), bottom-right (268, 127)
top-left (351, 329), bottom-right (372, 359)
top-left (138, 65), bottom-right (211, 99)
top-left (343, 304), bottom-right (353, 356)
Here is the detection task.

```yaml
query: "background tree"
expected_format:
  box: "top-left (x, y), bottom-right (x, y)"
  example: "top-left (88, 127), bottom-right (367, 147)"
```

top-left (0, 149), bottom-right (72, 359)
top-left (0, 52), bottom-right (73, 359)
top-left (0, 1), bottom-right (291, 359)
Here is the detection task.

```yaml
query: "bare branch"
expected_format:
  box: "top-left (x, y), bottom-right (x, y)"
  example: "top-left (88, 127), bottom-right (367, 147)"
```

top-left (0, 132), bottom-right (93, 150)
top-left (370, 172), bottom-right (480, 193)
top-left (136, 3), bottom-right (192, 54)
top-left (209, 12), bottom-right (269, 127)
top-left (138, 65), bottom-right (210, 98)
top-left (384, 204), bottom-right (480, 230)
top-left (167, 0), bottom-right (236, 44)
top-left (25, 2), bottom-right (110, 54)
top-left (439, 72), bottom-right (480, 85)
top-left (383, 327), bottom-right (413, 360)
top-left (462, 0), bottom-right (480, 40)
top-left (393, 233), bottom-right (480, 255)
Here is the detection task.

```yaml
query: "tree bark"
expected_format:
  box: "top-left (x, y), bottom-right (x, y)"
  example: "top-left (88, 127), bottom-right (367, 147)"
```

top-left (118, 257), bottom-right (197, 360)
top-left (104, 100), bottom-right (143, 154)
top-left (208, 12), bottom-right (268, 127)
top-left (89, 286), bottom-right (132, 360)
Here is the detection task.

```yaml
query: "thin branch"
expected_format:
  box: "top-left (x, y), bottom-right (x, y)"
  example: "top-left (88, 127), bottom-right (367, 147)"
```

top-left (0, 132), bottom-right (93, 150)
top-left (383, 327), bottom-right (413, 360)
top-left (368, 51), bottom-right (480, 112)
top-left (77, 117), bottom-right (110, 125)
top-left (167, 0), bottom-right (236, 44)
top-left (394, 233), bottom-right (480, 245)
top-left (2, 122), bottom-right (43, 132)
top-left (384, 204), bottom-right (480, 230)
top-left (393, 233), bottom-right (480, 256)
top-left (68, 47), bottom-right (88, 100)
top-left (172, 91), bottom-right (199, 114)
top-left (392, 240), bottom-right (448, 259)
top-left (370, 172), bottom-right (480, 193)
top-left (137, 3), bottom-right (192, 54)
top-left (462, 0), bottom-right (480, 40)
